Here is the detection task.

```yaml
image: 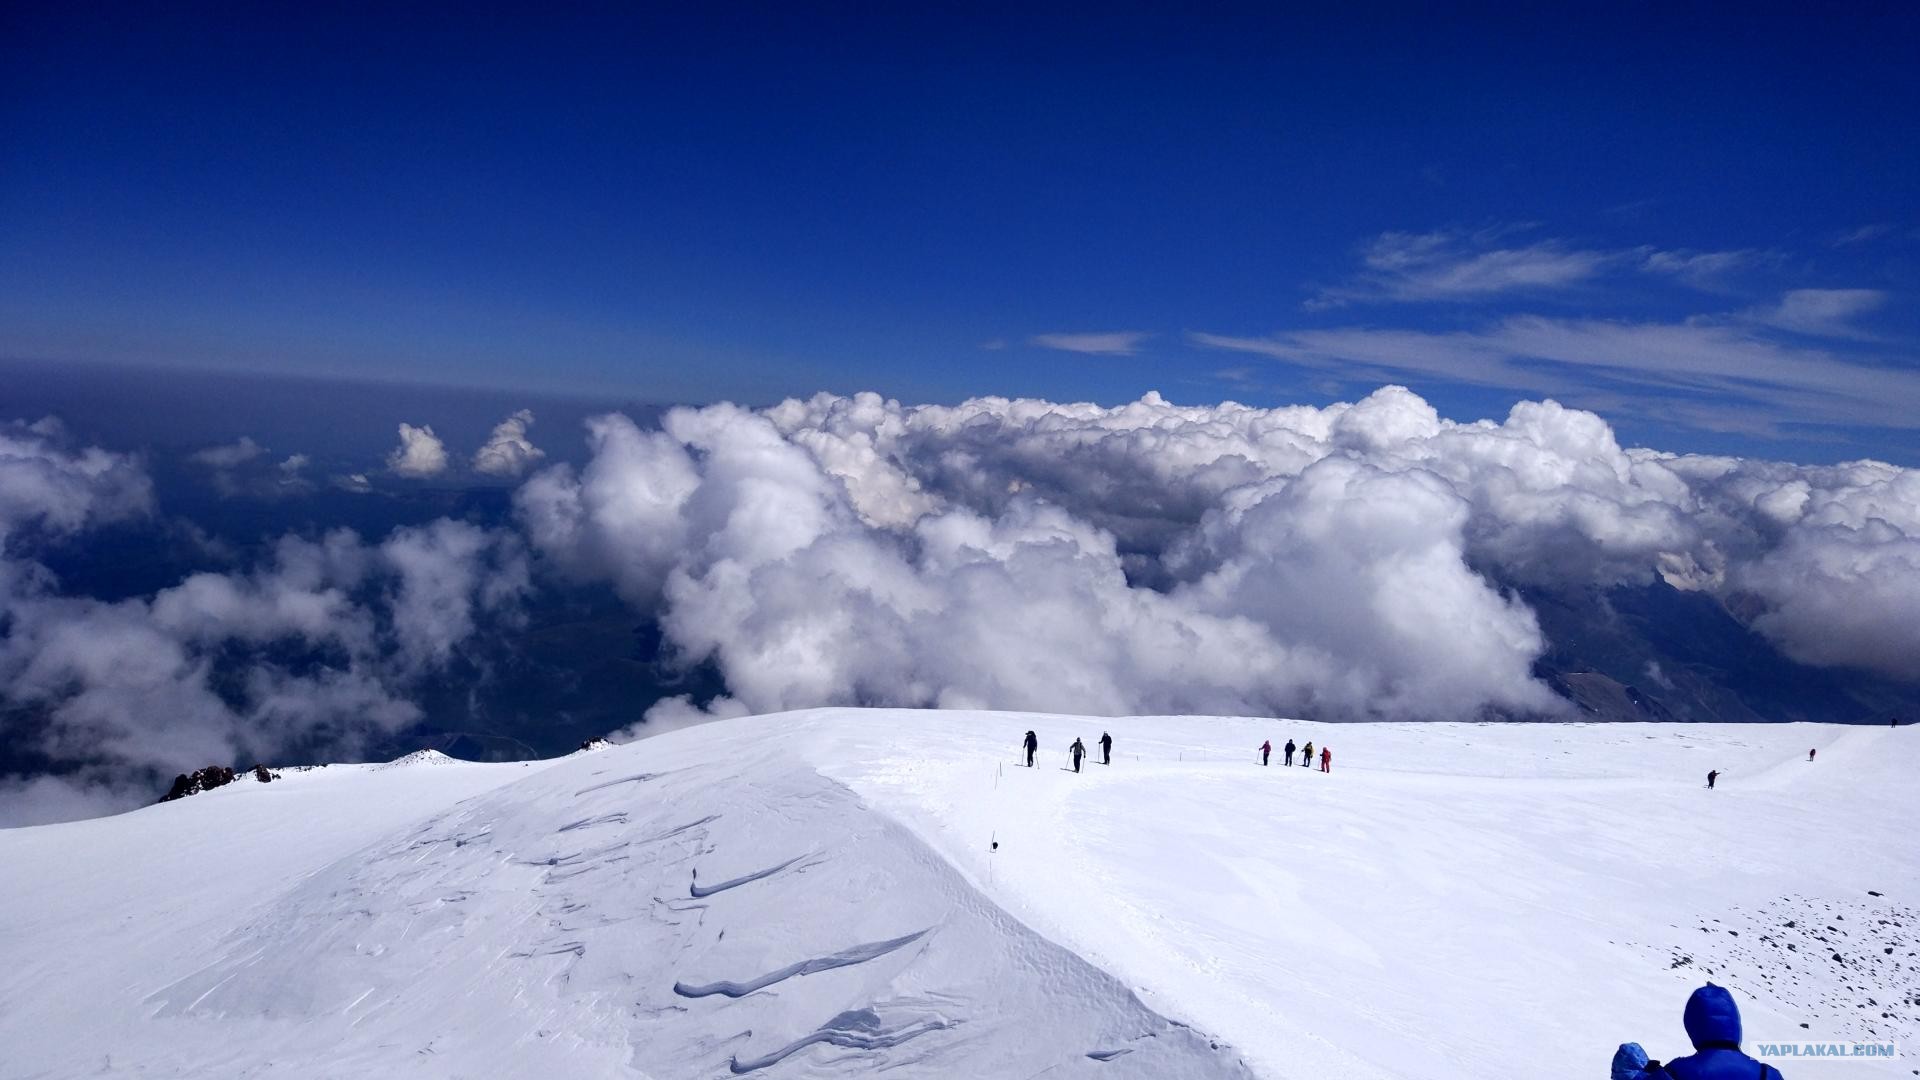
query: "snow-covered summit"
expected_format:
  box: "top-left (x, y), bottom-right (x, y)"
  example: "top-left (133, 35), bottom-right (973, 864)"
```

top-left (1, 710), bottom-right (1914, 1078)
top-left (372, 747), bottom-right (461, 770)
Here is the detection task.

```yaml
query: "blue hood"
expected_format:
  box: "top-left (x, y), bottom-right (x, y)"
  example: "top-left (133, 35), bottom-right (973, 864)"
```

top-left (1683, 984), bottom-right (1742, 1047)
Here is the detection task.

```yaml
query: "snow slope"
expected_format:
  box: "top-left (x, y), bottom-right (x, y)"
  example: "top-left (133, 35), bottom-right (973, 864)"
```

top-left (2, 712), bottom-right (1915, 1079)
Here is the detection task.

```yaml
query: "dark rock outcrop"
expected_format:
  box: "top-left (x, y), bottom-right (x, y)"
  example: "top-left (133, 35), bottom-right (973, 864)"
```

top-left (159, 765), bottom-right (237, 803)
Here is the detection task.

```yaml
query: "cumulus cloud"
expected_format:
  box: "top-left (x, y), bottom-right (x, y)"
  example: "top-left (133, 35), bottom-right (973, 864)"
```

top-left (387, 423), bottom-right (449, 478)
top-left (522, 388), bottom-right (1920, 732)
top-left (1029, 331), bottom-right (1152, 356)
top-left (0, 418), bottom-right (153, 548)
top-left (189, 439), bottom-right (314, 498)
top-left (471, 409), bottom-right (546, 477)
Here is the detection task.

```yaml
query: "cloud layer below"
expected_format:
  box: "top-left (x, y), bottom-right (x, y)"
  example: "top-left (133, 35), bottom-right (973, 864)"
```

top-left (518, 388), bottom-right (1920, 733)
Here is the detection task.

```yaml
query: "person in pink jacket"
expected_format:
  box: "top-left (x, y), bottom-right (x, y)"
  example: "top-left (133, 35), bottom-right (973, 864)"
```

top-left (1320, 746), bottom-right (1331, 772)
top-left (1260, 740), bottom-right (1271, 766)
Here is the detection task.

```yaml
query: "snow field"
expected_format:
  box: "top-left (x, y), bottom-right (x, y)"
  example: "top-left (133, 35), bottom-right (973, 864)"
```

top-left (2, 711), bottom-right (1914, 1078)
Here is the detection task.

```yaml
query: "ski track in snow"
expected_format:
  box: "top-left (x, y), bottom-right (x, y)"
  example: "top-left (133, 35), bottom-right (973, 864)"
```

top-left (1, 711), bottom-right (1916, 1078)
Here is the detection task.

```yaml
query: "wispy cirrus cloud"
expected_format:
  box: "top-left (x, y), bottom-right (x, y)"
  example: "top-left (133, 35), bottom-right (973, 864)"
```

top-left (1191, 311), bottom-right (1920, 432)
top-left (1314, 227), bottom-right (1772, 307)
top-left (1639, 248), bottom-right (1771, 290)
top-left (1309, 228), bottom-right (1619, 308)
top-left (1750, 288), bottom-right (1886, 338)
top-left (1029, 331), bottom-right (1152, 356)
top-left (1832, 223), bottom-right (1896, 247)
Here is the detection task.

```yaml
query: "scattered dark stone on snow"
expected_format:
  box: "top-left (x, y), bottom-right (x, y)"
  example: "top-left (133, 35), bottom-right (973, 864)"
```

top-left (252, 765), bottom-right (278, 783)
top-left (1869, 890), bottom-right (1883, 897)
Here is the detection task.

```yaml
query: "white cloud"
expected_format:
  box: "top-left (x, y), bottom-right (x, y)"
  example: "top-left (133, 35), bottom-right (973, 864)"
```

top-left (1029, 331), bottom-right (1152, 356)
top-left (1751, 288), bottom-right (1886, 337)
top-left (386, 423), bottom-right (449, 478)
top-left (1640, 248), bottom-right (1768, 290)
top-left (1312, 230), bottom-right (1616, 307)
top-left (189, 437), bottom-right (267, 469)
top-left (1833, 223), bottom-right (1895, 247)
top-left (0, 419), bottom-right (153, 547)
top-left (471, 409), bottom-right (546, 478)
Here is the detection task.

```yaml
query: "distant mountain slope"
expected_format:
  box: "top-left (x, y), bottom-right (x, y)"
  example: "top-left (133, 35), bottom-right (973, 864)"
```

top-left (1525, 581), bottom-right (1920, 724)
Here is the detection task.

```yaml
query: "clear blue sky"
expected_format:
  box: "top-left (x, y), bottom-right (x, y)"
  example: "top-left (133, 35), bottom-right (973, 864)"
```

top-left (4, 6), bottom-right (1917, 461)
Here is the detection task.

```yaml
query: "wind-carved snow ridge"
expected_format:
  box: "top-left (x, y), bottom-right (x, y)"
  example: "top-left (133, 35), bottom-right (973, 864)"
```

top-left (727, 1005), bottom-right (956, 1074)
top-left (673, 928), bottom-right (931, 998)
top-left (689, 852), bottom-right (813, 898)
top-left (31, 718), bottom-right (1252, 1078)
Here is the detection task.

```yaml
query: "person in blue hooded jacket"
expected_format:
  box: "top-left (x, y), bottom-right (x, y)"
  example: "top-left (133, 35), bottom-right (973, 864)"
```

top-left (1618, 983), bottom-right (1784, 1079)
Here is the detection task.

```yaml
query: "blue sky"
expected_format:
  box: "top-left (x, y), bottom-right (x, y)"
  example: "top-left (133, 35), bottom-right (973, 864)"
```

top-left (4, 6), bottom-right (1917, 462)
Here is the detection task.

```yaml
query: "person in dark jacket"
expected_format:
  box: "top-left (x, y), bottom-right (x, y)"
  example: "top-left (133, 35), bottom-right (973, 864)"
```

top-left (1807, 748), bottom-right (1815, 762)
top-left (1707, 769), bottom-right (1718, 790)
top-left (1283, 739), bottom-right (1295, 766)
top-left (1657, 983), bottom-right (1785, 1079)
top-left (1100, 731), bottom-right (1112, 765)
top-left (1069, 737), bottom-right (1086, 773)
top-left (1022, 730), bottom-right (1038, 768)
top-left (1260, 740), bottom-right (1271, 766)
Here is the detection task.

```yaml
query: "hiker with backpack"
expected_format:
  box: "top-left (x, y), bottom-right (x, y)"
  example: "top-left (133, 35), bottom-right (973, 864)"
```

top-left (1022, 730), bottom-right (1038, 767)
top-left (1300, 741), bottom-right (1313, 768)
top-left (1260, 740), bottom-right (1271, 766)
top-left (1069, 737), bottom-right (1086, 773)
top-left (1100, 731), bottom-right (1112, 765)
top-left (1284, 738), bottom-right (1296, 766)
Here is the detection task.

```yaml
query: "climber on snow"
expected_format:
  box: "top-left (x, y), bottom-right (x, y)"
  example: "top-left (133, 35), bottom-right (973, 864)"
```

top-left (1022, 729), bottom-right (1038, 768)
top-left (1284, 738), bottom-right (1296, 766)
top-left (1069, 737), bottom-right (1086, 773)
top-left (1260, 740), bottom-right (1271, 766)
top-left (1320, 746), bottom-right (1331, 773)
top-left (1300, 741), bottom-right (1313, 768)
top-left (1100, 731), bottom-right (1112, 765)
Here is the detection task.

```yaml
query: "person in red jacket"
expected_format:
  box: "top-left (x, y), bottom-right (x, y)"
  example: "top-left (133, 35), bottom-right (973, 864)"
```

top-left (1320, 746), bottom-right (1331, 772)
top-left (1260, 740), bottom-right (1271, 766)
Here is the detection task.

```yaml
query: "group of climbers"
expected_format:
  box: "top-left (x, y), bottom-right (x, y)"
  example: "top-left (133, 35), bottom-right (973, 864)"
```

top-left (1022, 729), bottom-right (1113, 773)
top-left (1029, 728), bottom-right (1342, 774)
top-left (1259, 737), bottom-right (1330, 772)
